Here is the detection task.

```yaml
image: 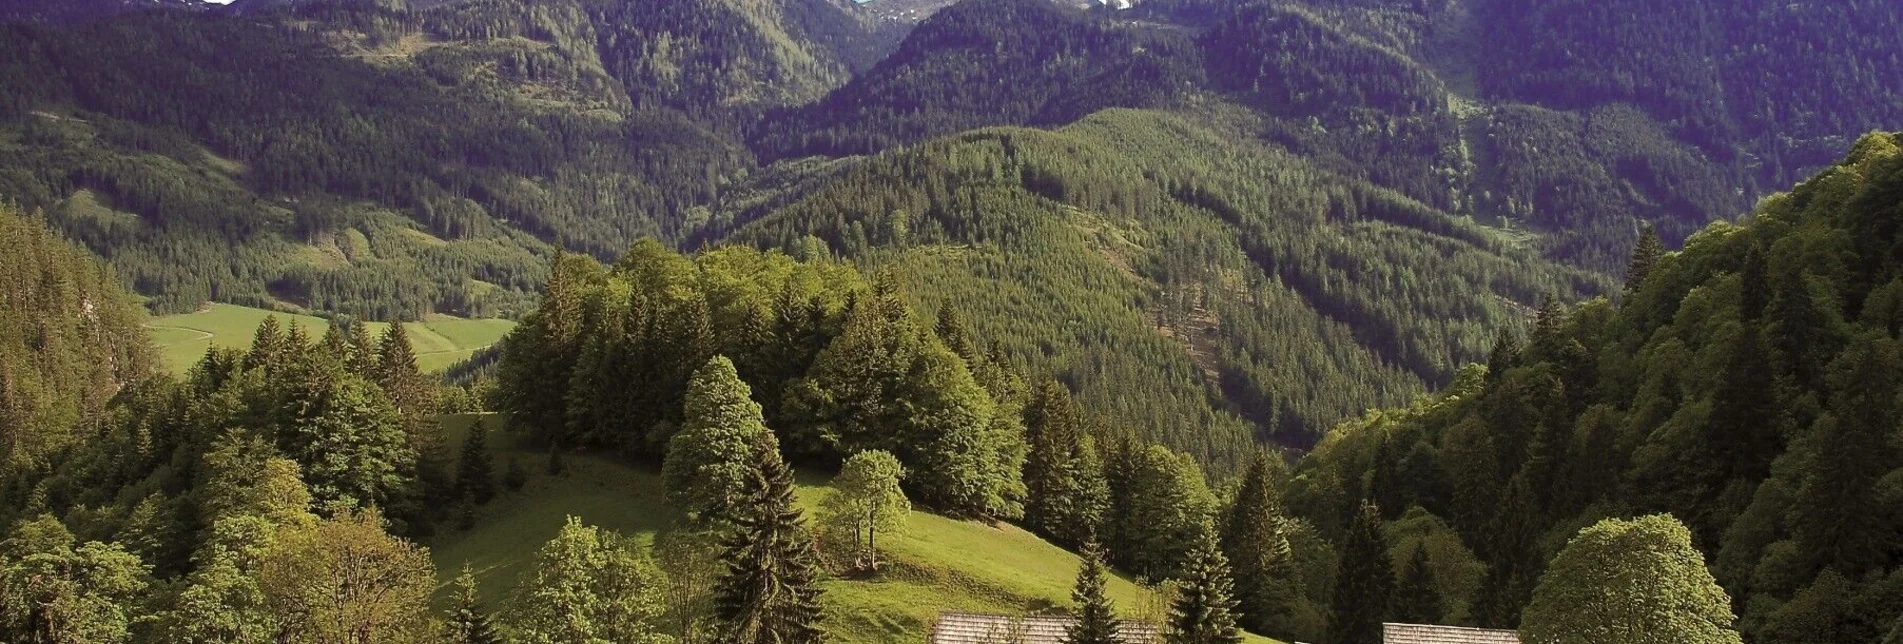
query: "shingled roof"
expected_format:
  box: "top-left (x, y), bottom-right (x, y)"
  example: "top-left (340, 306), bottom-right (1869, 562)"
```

top-left (1383, 623), bottom-right (1521, 644)
top-left (930, 612), bottom-right (1162, 644)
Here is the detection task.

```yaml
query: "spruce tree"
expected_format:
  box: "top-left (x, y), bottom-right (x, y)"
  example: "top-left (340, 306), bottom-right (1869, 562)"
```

top-left (715, 434), bottom-right (825, 644)
top-left (1389, 542), bottom-right (1444, 625)
top-left (457, 420), bottom-right (497, 504)
top-left (1221, 452), bottom-right (1298, 635)
top-left (1024, 379), bottom-right (1086, 544)
top-left (1167, 525), bottom-right (1242, 644)
top-left (375, 321), bottom-right (432, 416)
top-left (447, 565), bottom-right (502, 644)
top-left (1624, 223), bottom-right (1665, 293)
top-left (503, 457), bottom-right (527, 491)
top-left (1328, 502), bottom-right (1394, 644)
top-left (1066, 540), bottom-right (1121, 644)
top-left (245, 315), bottom-right (286, 371)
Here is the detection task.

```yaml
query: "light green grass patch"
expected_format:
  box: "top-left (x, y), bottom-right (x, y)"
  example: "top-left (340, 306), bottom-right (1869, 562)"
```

top-left (147, 303), bottom-right (513, 374)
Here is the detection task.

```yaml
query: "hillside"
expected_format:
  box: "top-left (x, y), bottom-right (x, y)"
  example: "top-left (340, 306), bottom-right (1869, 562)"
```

top-left (0, 204), bottom-right (153, 471)
top-left (0, 0), bottom-right (888, 317)
top-left (735, 109), bottom-right (1604, 455)
top-left (429, 414), bottom-right (1288, 644)
top-left (1289, 132), bottom-right (1903, 641)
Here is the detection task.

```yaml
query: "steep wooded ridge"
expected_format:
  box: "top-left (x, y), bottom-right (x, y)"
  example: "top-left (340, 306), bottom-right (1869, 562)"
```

top-left (0, 0), bottom-right (1898, 452)
top-left (0, 206), bottom-right (153, 471)
top-left (1292, 133), bottom-right (1903, 642)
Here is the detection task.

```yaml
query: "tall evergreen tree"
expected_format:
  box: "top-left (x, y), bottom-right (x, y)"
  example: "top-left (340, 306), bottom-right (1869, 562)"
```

top-left (1024, 379), bottom-right (1105, 546)
top-left (246, 316), bottom-right (287, 372)
top-left (1167, 525), bottom-right (1243, 644)
top-left (457, 420), bottom-right (497, 505)
top-left (1328, 502), bottom-right (1394, 644)
top-left (447, 565), bottom-right (502, 644)
top-left (1624, 222), bottom-right (1666, 293)
top-left (715, 434), bottom-right (825, 644)
top-left (1221, 451), bottom-right (1298, 635)
top-left (1389, 542), bottom-right (1444, 625)
top-left (1792, 333), bottom-right (1899, 575)
top-left (1066, 540), bottom-right (1121, 644)
top-left (375, 321), bottom-right (433, 417)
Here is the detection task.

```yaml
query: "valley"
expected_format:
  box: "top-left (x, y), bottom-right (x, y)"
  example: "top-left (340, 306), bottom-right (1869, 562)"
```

top-left (0, 0), bottom-right (1899, 642)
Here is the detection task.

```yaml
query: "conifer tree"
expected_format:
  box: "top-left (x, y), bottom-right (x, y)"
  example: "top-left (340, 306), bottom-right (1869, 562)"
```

top-left (457, 420), bottom-right (497, 505)
top-left (1066, 540), bottom-right (1121, 644)
top-left (245, 315), bottom-right (286, 371)
top-left (1221, 452), bottom-right (1298, 634)
top-left (715, 434), bottom-right (825, 644)
top-left (346, 319), bottom-right (378, 375)
top-left (1624, 223), bottom-right (1665, 293)
top-left (503, 457), bottom-right (527, 492)
top-left (1793, 333), bottom-right (1899, 575)
top-left (1328, 502), bottom-right (1394, 644)
top-left (1025, 379), bottom-right (1092, 545)
top-left (1167, 525), bottom-right (1242, 644)
top-left (1389, 542), bottom-right (1443, 625)
top-left (375, 321), bottom-right (432, 416)
top-left (447, 565), bottom-right (502, 644)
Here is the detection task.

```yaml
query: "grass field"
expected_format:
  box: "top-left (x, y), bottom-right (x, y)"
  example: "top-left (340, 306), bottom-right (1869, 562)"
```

top-left (146, 303), bottom-right (514, 373)
top-left (430, 415), bottom-right (1287, 644)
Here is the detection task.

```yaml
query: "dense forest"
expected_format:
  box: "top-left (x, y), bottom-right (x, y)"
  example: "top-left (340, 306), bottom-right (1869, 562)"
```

top-left (3, 136), bottom-right (1901, 642)
top-left (2, 1), bottom-right (1902, 640)
top-left (1, 0), bottom-right (1900, 449)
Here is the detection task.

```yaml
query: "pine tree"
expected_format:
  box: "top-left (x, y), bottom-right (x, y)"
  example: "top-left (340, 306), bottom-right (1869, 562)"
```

top-left (375, 321), bottom-right (432, 416)
top-left (347, 319), bottom-right (378, 375)
top-left (1025, 379), bottom-right (1090, 544)
top-left (1389, 543), bottom-right (1444, 625)
top-left (715, 434), bottom-right (825, 644)
top-left (1221, 452), bottom-right (1298, 635)
top-left (245, 315), bottom-right (286, 371)
top-left (458, 420), bottom-right (497, 504)
top-left (1328, 502), bottom-right (1394, 644)
top-left (1066, 540), bottom-right (1121, 644)
top-left (503, 457), bottom-right (527, 492)
top-left (447, 565), bottom-right (502, 644)
top-left (1624, 222), bottom-right (1665, 293)
top-left (1167, 525), bottom-right (1242, 644)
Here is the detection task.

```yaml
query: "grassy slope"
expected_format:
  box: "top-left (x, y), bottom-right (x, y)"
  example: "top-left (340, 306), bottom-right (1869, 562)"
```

top-left (147, 303), bottom-right (514, 373)
top-left (430, 415), bottom-right (1286, 644)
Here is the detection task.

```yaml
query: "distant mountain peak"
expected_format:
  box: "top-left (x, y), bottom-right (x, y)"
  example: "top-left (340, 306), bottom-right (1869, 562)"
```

top-left (0, 0), bottom-right (213, 23)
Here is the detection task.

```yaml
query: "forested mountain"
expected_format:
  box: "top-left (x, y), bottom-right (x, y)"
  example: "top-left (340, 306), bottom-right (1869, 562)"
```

top-left (1, 0), bottom-right (1898, 449)
top-left (733, 109), bottom-right (1602, 459)
top-left (0, 0), bottom-right (889, 318)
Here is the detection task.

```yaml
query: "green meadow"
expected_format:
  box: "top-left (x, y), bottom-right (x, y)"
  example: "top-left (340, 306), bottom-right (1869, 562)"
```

top-left (147, 303), bottom-right (514, 373)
